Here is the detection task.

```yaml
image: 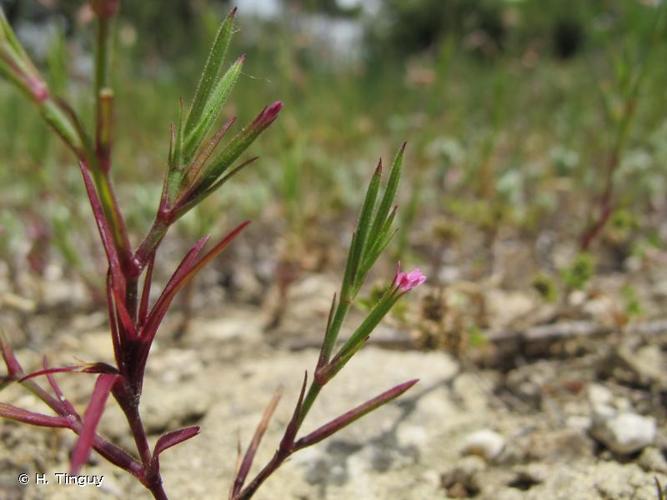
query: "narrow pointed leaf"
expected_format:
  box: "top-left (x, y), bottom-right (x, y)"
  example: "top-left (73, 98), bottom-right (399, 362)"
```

top-left (71, 374), bottom-right (118, 474)
top-left (0, 403), bottom-right (70, 428)
top-left (0, 330), bottom-right (22, 379)
top-left (230, 436), bottom-right (243, 500)
top-left (142, 221), bottom-right (249, 344)
top-left (172, 98), bottom-right (186, 169)
top-left (233, 389), bottom-right (282, 496)
top-left (78, 162), bottom-right (125, 296)
top-left (367, 144), bottom-right (405, 249)
top-left (19, 365), bottom-right (81, 382)
top-left (0, 9), bottom-right (33, 65)
top-left (184, 56), bottom-right (244, 159)
top-left (140, 236), bottom-right (210, 339)
top-left (340, 230), bottom-right (359, 299)
top-left (333, 287), bottom-right (401, 364)
top-left (43, 357), bottom-right (79, 418)
top-left (163, 236), bottom-right (211, 293)
top-left (106, 271), bottom-right (122, 366)
top-left (359, 224), bottom-right (398, 279)
top-left (294, 379), bottom-right (418, 450)
top-left (41, 99), bottom-right (85, 153)
top-left (138, 253), bottom-right (155, 328)
top-left (153, 425), bottom-right (200, 458)
top-left (347, 161), bottom-right (382, 292)
top-left (168, 122), bottom-right (176, 166)
top-left (111, 286), bottom-right (138, 339)
top-left (279, 372), bottom-right (308, 453)
top-left (184, 116), bottom-right (237, 189)
top-left (179, 156), bottom-right (259, 216)
top-left (198, 102), bottom-right (282, 190)
top-left (19, 362), bottom-right (118, 383)
top-left (186, 8), bottom-right (236, 134)
top-left (317, 295), bottom-right (337, 370)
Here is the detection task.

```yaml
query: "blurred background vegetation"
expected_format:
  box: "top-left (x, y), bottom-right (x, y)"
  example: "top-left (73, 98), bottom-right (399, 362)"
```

top-left (1, 0), bottom-right (666, 306)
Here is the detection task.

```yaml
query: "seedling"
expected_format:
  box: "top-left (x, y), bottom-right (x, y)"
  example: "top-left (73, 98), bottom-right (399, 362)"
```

top-left (0, 4), bottom-right (422, 499)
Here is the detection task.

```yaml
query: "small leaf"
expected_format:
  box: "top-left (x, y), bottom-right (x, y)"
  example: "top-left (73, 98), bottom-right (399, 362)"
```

top-left (186, 8), bottom-right (237, 135)
top-left (71, 373), bottom-right (118, 474)
top-left (294, 379), bottom-right (418, 450)
top-left (183, 116), bottom-right (237, 191)
top-left (198, 102), bottom-right (282, 190)
top-left (42, 357), bottom-right (79, 418)
top-left (348, 161), bottom-right (382, 292)
top-left (78, 161), bottom-right (125, 297)
top-left (178, 156), bottom-right (259, 217)
top-left (184, 55), bottom-right (245, 159)
top-left (140, 236), bottom-right (210, 340)
top-left (317, 296), bottom-right (337, 370)
top-left (153, 426), bottom-right (200, 459)
top-left (279, 372), bottom-right (308, 453)
top-left (111, 286), bottom-right (138, 340)
top-left (329, 286), bottom-right (401, 374)
top-left (138, 254), bottom-right (155, 328)
top-left (171, 98), bottom-right (186, 169)
top-left (0, 329), bottom-right (22, 379)
top-left (19, 362), bottom-right (118, 383)
top-left (0, 402), bottom-right (70, 428)
top-left (141, 222), bottom-right (249, 348)
top-left (367, 144), bottom-right (405, 250)
top-left (0, 8), bottom-right (33, 64)
top-left (359, 214), bottom-right (398, 278)
top-left (232, 389), bottom-right (282, 496)
top-left (41, 100), bottom-right (84, 152)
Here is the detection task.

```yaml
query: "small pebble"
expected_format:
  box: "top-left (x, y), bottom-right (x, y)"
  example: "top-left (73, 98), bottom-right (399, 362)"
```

top-left (461, 429), bottom-right (506, 462)
top-left (591, 412), bottom-right (656, 455)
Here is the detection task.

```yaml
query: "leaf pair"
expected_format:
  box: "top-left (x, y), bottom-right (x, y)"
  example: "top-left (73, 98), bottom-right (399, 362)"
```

top-left (133, 221), bottom-right (250, 374)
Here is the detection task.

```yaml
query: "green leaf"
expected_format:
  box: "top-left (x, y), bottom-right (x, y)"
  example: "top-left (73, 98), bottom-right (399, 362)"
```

top-left (360, 205), bottom-right (397, 273)
top-left (335, 286), bottom-right (400, 363)
top-left (185, 8), bottom-right (236, 136)
top-left (183, 55), bottom-right (244, 160)
top-left (194, 102), bottom-right (282, 192)
top-left (359, 227), bottom-right (398, 280)
top-left (367, 143), bottom-right (405, 250)
top-left (347, 161), bottom-right (382, 293)
top-left (40, 100), bottom-right (83, 153)
top-left (0, 8), bottom-right (31, 62)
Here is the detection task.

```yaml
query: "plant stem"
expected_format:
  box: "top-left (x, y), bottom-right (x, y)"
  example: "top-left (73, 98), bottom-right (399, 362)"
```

top-left (20, 377), bottom-right (143, 477)
top-left (318, 301), bottom-right (349, 365)
top-left (236, 450), bottom-right (286, 500)
top-left (133, 218), bottom-right (170, 273)
top-left (90, 5), bottom-right (132, 269)
top-left (114, 383), bottom-right (152, 469)
top-left (95, 16), bottom-right (112, 171)
top-left (298, 381), bottom-right (322, 427)
top-left (147, 481), bottom-right (169, 500)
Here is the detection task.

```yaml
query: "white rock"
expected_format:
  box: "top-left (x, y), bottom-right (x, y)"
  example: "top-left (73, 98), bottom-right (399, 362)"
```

top-left (460, 429), bottom-right (506, 461)
top-left (591, 412), bottom-right (656, 455)
top-left (587, 383), bottom-right (613, 408)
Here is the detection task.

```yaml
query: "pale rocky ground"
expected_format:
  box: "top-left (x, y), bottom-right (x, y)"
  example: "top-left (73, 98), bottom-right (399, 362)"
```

top-left (1, 269), bottom-right (667, 500)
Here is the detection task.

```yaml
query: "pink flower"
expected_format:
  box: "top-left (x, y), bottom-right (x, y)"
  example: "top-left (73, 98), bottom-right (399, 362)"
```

top-left (393, 264), bottom-right (426, 292)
